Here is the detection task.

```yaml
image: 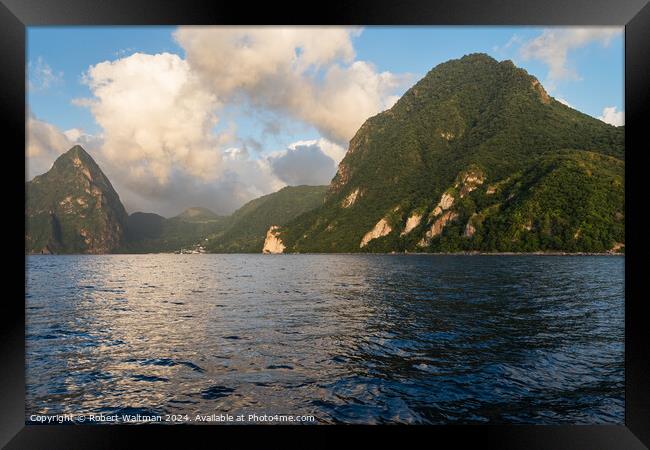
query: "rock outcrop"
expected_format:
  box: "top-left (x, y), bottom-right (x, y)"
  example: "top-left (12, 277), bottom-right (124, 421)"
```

top-left (464, 216), bottom-right (477, 238)
top-left (360, 218), bottom-right (392, 248)
top-left (262, 226), bottom-right (286, 254)
top-left (457, 169), bottom-right (485, 197)
top-left (418, 211), bottom-right (459, 247)
top-left (609, 242), bottom-right (625, 253)
top-left (431, 192), bottom-right (455, 217)
top-left (531, 78), bottom-right (550, 104)
top-left (341, 188), bottom-right (361, 208)
top-left (401, 213), bottom-right (422, 236)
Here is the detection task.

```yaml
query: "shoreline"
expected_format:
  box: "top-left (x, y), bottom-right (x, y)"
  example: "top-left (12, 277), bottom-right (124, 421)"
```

top-left (280, 251), bottom-right (625, 256)
top-left (27, 251), bottom-right (625, 256)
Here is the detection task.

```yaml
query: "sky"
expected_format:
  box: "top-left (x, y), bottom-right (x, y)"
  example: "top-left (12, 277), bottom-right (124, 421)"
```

top-left (26, 26), bottom-right (624, 217)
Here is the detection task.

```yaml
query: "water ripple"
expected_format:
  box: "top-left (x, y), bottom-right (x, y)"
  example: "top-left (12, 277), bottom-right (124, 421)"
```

top-left (25, 254), bottom-right (624, 424)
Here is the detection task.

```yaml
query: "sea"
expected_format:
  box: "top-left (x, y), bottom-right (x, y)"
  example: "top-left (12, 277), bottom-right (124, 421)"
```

top-left (25, 254), bottom-right (624, 424)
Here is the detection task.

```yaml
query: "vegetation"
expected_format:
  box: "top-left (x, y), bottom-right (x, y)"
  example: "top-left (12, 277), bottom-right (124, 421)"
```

top-left (25, 146), bottom-right (325, 254)
top-left (420, 150), bottom-right (624, 253)
top-left (124, 187), bottom-right (326, 253)
top-left (26, 146), bottom-right (128, 254)
top-left (204, 185), bottom-right (327, 253)
top-left (278, 54), bottom-right (624, 253)
top-left (26, 55), bottom-right (625, 255)
top-left (121, 211), bottom-right (227, 253)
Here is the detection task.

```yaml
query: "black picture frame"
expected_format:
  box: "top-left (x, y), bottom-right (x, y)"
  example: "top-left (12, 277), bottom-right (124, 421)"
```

top-left (3, 0), bottom-right (649, 448)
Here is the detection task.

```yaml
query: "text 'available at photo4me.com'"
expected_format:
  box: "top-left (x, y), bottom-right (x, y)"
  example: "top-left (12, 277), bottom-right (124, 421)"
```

top-left (29, 412), bottom-right (317, 424)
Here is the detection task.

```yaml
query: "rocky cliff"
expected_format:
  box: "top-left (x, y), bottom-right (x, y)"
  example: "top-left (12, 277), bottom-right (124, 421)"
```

top-left (26, 146), bottom-right (128, 254)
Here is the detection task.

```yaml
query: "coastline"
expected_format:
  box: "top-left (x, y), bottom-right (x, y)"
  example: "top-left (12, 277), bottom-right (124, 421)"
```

top-left (26, 251), bottom-right (625, 256)
top-left (281, 251), bottom-right (625, 256)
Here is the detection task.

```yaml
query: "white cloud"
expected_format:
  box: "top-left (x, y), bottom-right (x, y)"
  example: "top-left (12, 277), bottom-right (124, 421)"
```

top-left (598, 106), bottom-right (624, 126)
top-left (492, 35), bottom-right (523, 55)
top-left (519, 28), bottom-right (621, 84)
top-left (174, 26), bottom-right (406, 145)
top-left (26, 116), bottom-right (72, 179)
top-left (26, 115), bottom-right (71, 160)
top-left (63, 128), bottom-right (89, 142)
top-left (76, 52), bottom-right (225, 184)
top-left (26, 114), bottom-right (101, 179)
top-left (288, 138), bottom-right (346, 165)
top-left (29, 28), bottom-right (412, 216)
top-left (116, 137), bottom-right (342, 215)
top-left (26, 116), bottom-right (321, 216)
top-left (28, 57), bottom-right (63, 91)
top-left (556, 97), bottom-right (572, 107)
top-left (115, 156), bottom-right (285, 217)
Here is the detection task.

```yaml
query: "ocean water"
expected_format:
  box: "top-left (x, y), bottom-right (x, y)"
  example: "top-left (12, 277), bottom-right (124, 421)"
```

top-left (25, 254), bottom-right (624, 424)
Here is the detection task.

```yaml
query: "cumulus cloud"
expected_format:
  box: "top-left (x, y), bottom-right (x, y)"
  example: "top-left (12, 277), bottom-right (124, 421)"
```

top-left (27, 115), bottom-right (70, 159)
top-left (598, 106), bottom-right (624, 126)
top-left (28, 115), bottom-right (343, 216)
top-left (27, 111), bottom-right (106, 180)
top-left (28, 57), bottom-right (63, 91)
top-left (29, 28), bottom-right (409, 216)
top-left (26, 115), bottom-right (72, 177)
top-left (520, 28), bottom-right (621, 84)
top-left (114, 156), bottom-right (284, 217)
top-left (269, 142), bottom-right (338, 186)
top-left (76, 52), bottom-right (225, 184)
top-left (174, 27), bottom-right (405, 144)
top-left (287, 138), bottom-right (346, 165)
top-left (116, 137), bottom-right (342, 215)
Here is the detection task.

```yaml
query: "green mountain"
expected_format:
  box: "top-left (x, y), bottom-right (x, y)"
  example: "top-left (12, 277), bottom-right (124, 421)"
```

top-left (205, 185), bottom-right (327, 253)
top-left (273, 54), bottom-right (625, 253)
top-left (26, 55), bottom-right (624, 255)
top-left (25, 146), bottom-right (325, 254)
top-left (122, 210), bottom-right (227, 253)
top-left (26, 145), bottom-right (128, 254)
top-left (124, 212), bottom-right (166, 241)
top-left (124, 187), bottom-right (325, 253)
top-left (174, 207), bottom-right (220, 222)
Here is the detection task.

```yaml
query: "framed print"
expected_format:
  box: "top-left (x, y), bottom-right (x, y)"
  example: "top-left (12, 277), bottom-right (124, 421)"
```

top-left (2, 0), bottom-right (649, 448)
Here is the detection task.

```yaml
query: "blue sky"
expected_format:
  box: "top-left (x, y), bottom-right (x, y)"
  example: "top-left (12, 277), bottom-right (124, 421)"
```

top-left (28, 26), bottom-right (624, 137)
top-left (28, 26), bottom-right (181, 133)
top-left (26, 26), bottom-right (624, 216)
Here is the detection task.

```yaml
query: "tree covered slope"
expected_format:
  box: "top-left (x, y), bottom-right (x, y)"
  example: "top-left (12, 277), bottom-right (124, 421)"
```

top-left (276, 54), bottom-right (624, 253)
top-left (26, 146), bottom-right (128, 254)
top-left (205, 185), bottom-right (327, 253)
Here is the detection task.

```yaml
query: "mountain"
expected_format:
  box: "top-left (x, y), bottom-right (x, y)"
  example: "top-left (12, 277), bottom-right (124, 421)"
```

top-left (272, 54), bottom-right (625, 253)
top-left (26, 145), bottom-right (128, 254)
top-left (124, 186), bottom-right (325, 253)
top-left (123, 210), bottom-right (226, 253)
top-left (174, 207), bottom-right (220, 222)
top-left (24, 146), bottom-right (323, 254)
top-left (205, 185), bottom-right (327, 253)
top-left (125, 212), bottom-right (166, 241)
top-left (25, 55), bottom-right (625, 255)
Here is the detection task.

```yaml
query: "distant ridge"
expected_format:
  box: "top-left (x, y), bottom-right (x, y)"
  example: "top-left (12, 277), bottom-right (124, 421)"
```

top-left (174, 207), bottom-right (220, 222)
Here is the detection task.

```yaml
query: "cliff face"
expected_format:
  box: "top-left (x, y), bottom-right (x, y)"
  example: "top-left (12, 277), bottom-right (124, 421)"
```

top-left (262, 226), bottom-right (285, 254)
top-left (26, 146), bottom-right (129, 254)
